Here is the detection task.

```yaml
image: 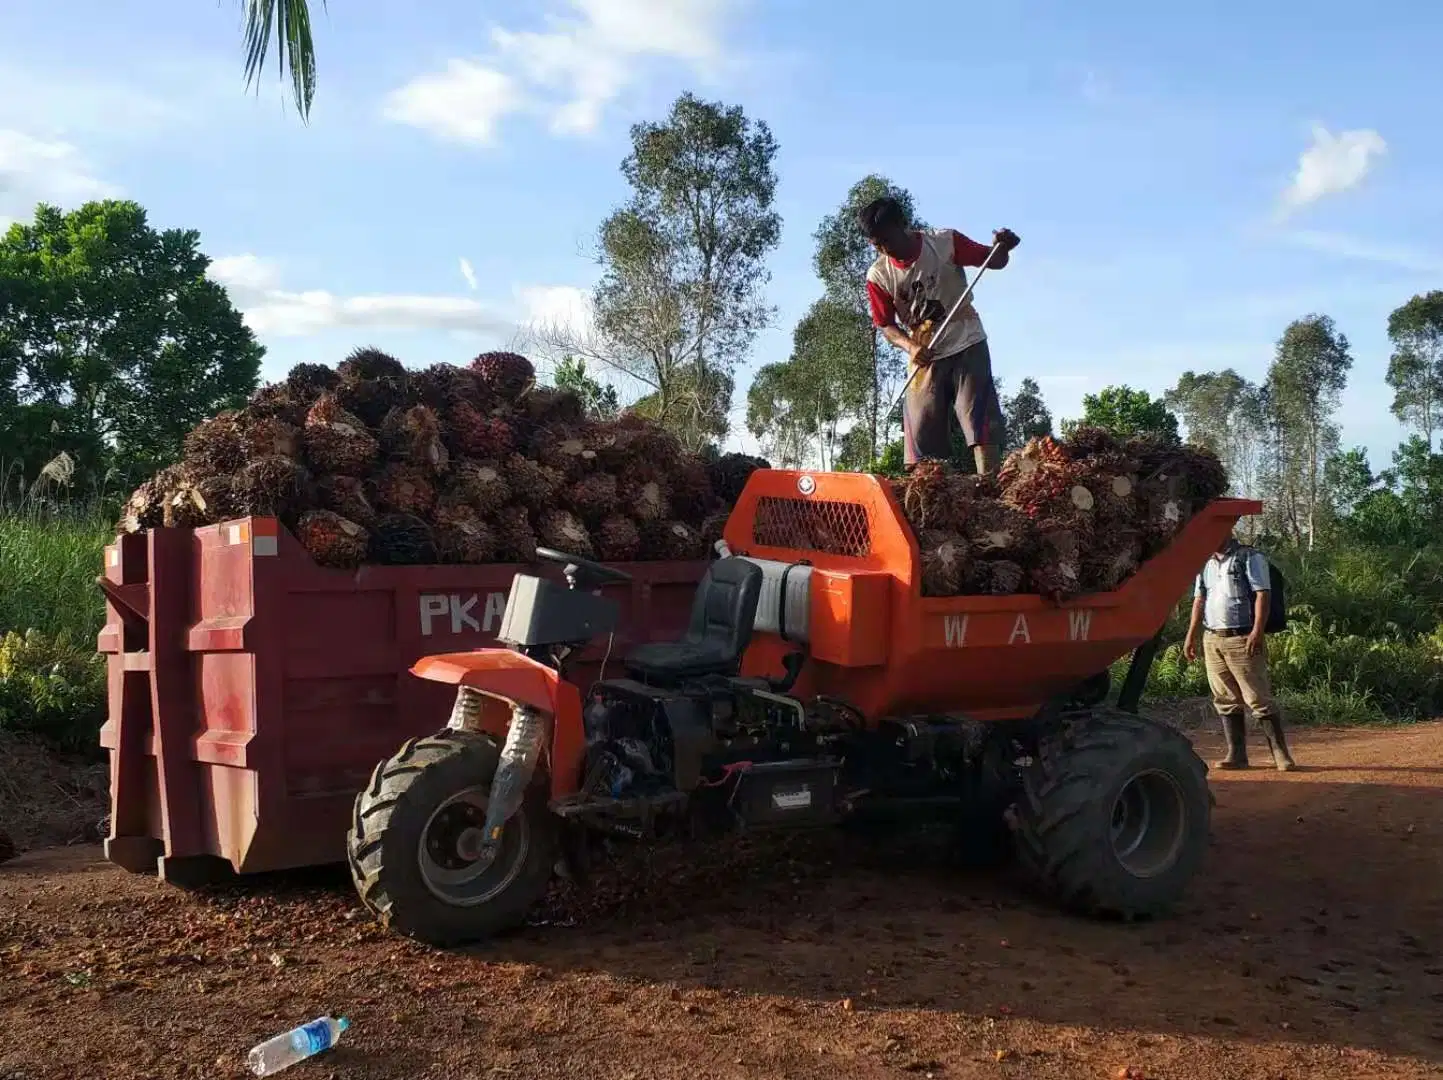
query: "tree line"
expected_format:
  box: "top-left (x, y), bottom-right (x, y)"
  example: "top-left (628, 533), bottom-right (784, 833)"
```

top-left (4, 87), bottom-right (1441, 538)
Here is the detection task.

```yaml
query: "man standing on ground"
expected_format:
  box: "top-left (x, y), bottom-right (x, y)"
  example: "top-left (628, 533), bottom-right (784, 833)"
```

top-left (858, 196), bottom-right (1020, 474)
top-left (1184, 534), bottom-right (1296, 772)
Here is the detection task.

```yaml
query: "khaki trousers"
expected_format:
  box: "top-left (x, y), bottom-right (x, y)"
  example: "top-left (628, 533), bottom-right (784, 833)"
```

top-left (1203, 632), bottom-right (1280, 722)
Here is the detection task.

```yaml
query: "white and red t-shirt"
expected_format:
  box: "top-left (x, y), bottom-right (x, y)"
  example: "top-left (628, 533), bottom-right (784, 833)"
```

top-left (866, 228), bottom-right (994, 370)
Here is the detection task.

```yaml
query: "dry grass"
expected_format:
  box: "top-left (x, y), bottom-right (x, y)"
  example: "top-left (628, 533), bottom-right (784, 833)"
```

top-left (0, 732), bottom-right (108, 859)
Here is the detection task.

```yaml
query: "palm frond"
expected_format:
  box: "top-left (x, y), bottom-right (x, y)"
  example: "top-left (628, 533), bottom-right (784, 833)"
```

top-left (239, 0), bottom-right (324, 121)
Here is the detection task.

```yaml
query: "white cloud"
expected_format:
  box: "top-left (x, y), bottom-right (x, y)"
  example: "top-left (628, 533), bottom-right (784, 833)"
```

top-left (0, 67), bottom-right (186, 141)
top-left (0, 129), bottom-right (119, 222)
top-left (1282, 229), bottom-right (1443, 275)
top-left (459, 257), bottom-right (478, 290)
top-left (209, 253), bottom-right (284, 292)
top-left (208, 252), bottom-right (583, 342)
top-left (516, 284), bottom-right (594, 336)
top-left (384, 0), bottom-right (734, 144)
top-left (380, 60), bottom-right (521, 147)
top-left (1279, 125), bottom-right (1386, 213)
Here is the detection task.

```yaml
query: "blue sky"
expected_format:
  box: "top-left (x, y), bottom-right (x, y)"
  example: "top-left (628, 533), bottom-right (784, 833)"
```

top-left (2, 0), bottom-right (1440, 469)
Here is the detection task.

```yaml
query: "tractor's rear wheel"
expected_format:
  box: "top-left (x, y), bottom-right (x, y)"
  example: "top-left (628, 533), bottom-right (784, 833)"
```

top-left (1007, 707), bottom-right (1210, 918)
top-left (347, 730), bottom-right (557, 946)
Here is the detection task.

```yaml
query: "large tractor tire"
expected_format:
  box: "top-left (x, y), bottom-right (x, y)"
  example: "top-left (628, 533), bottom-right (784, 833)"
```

top-left (347, 730), bottom-right (557, 947)
top-left (1007, 707), bottom-right (1211, 918)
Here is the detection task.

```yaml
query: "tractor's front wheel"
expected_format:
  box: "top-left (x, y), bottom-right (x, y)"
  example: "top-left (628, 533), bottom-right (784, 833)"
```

top-left (347, 730), bottom-right (557, 946)
top-left (1007, 707), bottom-right (1211, 918)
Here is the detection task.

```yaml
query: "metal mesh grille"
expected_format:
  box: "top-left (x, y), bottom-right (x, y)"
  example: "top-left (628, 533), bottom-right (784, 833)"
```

top-left (752, 496), bottom-right (872, 557)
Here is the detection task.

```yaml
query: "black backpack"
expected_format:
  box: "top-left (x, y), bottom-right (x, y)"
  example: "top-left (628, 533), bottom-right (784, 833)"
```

top-left (1227, 545), bottom-right (1288, 634)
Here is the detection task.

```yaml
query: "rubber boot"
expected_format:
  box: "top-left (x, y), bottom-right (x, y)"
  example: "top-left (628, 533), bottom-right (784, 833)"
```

top-left (1259, 714), bottom-right (1296, 772)
top-left (974, 444), bottom-right (1001, 475)
top-left (1214, 713), bottom-right (1250, 770)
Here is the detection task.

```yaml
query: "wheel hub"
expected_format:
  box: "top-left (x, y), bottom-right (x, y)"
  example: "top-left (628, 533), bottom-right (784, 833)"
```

top-left (1109, 769), bottom-right (1187, 879)
top-left (418, 786), bottom-right (528, 905)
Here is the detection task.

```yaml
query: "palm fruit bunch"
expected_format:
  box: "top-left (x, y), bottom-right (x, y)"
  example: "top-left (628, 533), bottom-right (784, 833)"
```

top-left (373, 462), bottom-right (436, 518)
top-left (380, 404), bottom-right (449, 473)
top-left (246, 382), bottom-right (308, 426)
top-left (642, 520), bottom-right (707, 561)
top-left (494, 505), bottom-right (538, 562)
top-left (303, 393), bottom-right (379, 476)
top-left (919, 530), bottom-right (967, 597)
top-left (285, 362), bottom-right (341, 404)
top-left (336, 346), bottom-right (409, 426)
top-left (531, 423), bottom-right (599, 480)
top-left (296, 510), bottom-right (370, 569)
top-left (893, 428), bottom-right (1230, 597)
top-left (433, 500), bottom-right (498, 564)
top-left (706, 452), bottom-right (770, 505)
top-left (182, 413), bottom-right (247, 474)
top-left (233, 455), bottom-right (313, 523)
top-left (502, 453), bottom-right (563, 513)
top-left (119, 349), bottom-right (757, 570)
top-left (370, 513), bottom-right (436, 565)
top-left (596, 514), bottom-right (642, 561)
top-left (447, 460), bottom-right (511, 515)
top-left (316, 474), bottom-right (380, 529)
top-left (566, 472), bottom-right (619, 524)
top-left (163, 471), bottom-right (236, 529)
top-left (446, 401), bottom-right (514, 459)
top-left (470, 351), bottom-right (535, 402)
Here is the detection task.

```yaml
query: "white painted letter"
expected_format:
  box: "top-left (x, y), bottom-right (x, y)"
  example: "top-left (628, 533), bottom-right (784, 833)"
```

top-left (419, 594), bottom-right (448, 637)
top-left (1068, 608), bottom-right (1093, 642)
top-left (1009, 614), bottom-right (1031, 645)
top-left (483, 591), bottom-right (508, 633)
top-left (450, 593), bottom-right (480, 633)
top-left (944, 614), bottom-right (969, 647)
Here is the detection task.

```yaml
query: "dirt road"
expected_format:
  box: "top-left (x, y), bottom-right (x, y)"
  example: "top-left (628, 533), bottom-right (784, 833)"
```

top-left (2, 724), bottom-right (1441, 1080)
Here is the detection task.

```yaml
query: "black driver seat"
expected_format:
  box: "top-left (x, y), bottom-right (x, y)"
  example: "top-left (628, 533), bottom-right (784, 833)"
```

top-left (625, 557), bottom-right (764, 685)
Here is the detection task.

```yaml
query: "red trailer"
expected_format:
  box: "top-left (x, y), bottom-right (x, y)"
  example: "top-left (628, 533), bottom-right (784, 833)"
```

top-left (96, 517), bottom-right (709, 884)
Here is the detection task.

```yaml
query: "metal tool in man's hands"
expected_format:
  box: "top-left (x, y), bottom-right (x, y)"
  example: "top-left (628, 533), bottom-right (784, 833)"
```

top-left (890, 239), bottom-right (1006, 413)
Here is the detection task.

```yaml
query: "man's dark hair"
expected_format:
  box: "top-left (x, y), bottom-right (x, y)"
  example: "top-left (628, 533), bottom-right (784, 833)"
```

top-left (856, 196), bottom-right (909, 240)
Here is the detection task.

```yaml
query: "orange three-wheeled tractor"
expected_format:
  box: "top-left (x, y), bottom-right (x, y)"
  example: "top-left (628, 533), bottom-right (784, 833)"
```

top-left (346, 469), bottom-right (1260, 945)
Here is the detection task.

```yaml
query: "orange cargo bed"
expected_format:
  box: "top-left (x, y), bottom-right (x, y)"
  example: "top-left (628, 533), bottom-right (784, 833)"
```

top-left (721, 470), bottom-right (1261, 721)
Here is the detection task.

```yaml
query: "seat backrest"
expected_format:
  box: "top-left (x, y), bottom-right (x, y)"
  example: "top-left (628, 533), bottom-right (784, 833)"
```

top-left (686, 557), bottom-right (764, 664)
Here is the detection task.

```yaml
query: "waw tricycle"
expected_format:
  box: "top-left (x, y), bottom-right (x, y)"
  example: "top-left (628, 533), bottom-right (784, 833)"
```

top-left (347, 469), bottom-right (1258, 945)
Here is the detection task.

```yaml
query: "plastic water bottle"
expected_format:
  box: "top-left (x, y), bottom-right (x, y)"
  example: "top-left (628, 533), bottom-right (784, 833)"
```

top-left (246, 1016), bottom-right (350, 1076)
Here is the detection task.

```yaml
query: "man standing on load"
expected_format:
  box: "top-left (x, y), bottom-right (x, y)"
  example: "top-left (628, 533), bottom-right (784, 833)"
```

top-left (1184, 534), bottom-right (1297, 772)
top-left (858, 196), bottom-right (1020, 474)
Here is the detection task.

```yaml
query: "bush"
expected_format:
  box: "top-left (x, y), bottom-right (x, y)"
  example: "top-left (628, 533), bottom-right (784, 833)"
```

top-left (0, 629), bottom-right (107, 754)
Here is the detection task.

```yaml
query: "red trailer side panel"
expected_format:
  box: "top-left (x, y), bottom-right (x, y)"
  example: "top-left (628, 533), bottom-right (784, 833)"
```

top-left (98, 517), bottom-right (707, 878)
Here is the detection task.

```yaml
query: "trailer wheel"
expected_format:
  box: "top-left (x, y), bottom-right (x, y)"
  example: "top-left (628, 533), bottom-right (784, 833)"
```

top-left (347, 730), bottom-right (557, 946)
top-left (1007, 707), bottom-right (1210, 918)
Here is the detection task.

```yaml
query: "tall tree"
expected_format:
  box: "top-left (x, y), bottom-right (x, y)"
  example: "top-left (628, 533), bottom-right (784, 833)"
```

top-left (1266, 313), bottom-right (1353, 547)
top-left (1165, 369), bottom-right (1266, 496)
top-left (544, 94), bottom-right (780, 451)
top-left (1385, 291), bottom-right (1443, 449)
top-left (811, 175), bottom-right (921, 461)
top-left (1322, 447), bottom-right (1375, 520)
top-left (0, 201), bottom-right (263, 487)
top-left (1001, 376), bottom-right (1053, 451)
top-left (1064, 386), bottom-right (1180, 443)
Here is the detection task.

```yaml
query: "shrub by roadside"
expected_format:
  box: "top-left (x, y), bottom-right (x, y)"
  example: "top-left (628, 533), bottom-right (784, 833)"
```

top-left (0, 629), bottom-right (108, 754)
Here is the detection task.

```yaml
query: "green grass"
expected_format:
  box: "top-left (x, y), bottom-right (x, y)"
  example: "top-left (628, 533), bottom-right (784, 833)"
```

top-left (0, 508), bottom-right (111, 641)
top-left (0, 503), bottom-right (110, 754)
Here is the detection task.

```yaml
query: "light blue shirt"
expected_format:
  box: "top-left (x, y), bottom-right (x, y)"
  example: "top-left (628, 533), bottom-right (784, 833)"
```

top-left (1194, 544), bottom-right (1270, 632)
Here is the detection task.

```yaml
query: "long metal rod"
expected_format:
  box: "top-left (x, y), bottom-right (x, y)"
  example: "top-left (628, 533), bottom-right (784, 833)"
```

top-left (888, 240), bottom-right (1005, 418)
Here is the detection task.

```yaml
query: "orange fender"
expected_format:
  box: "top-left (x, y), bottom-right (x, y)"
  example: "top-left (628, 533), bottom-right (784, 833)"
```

top-left (411, 650), bottom-right (587, 799)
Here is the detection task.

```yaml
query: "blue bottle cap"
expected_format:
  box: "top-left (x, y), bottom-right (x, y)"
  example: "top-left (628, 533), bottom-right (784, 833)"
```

top-left (337, 1017), bottom-right (351, 1032)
